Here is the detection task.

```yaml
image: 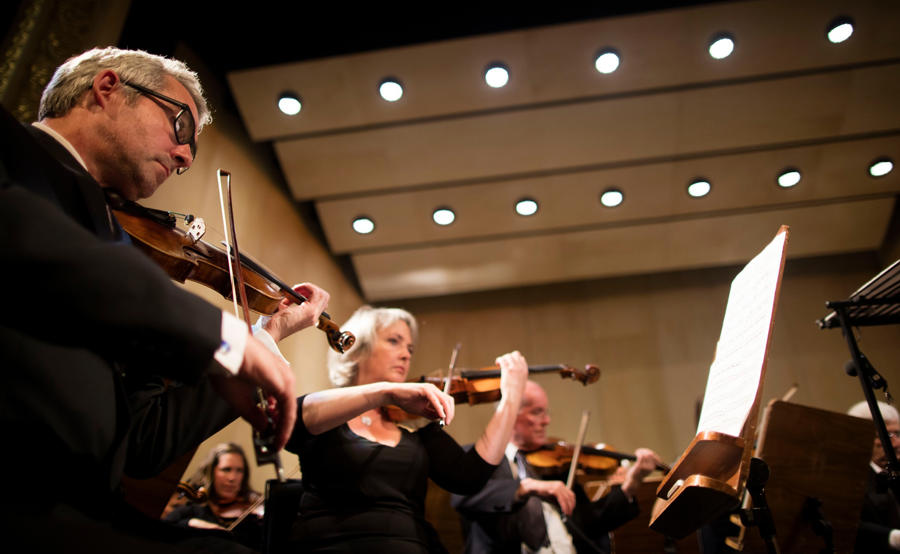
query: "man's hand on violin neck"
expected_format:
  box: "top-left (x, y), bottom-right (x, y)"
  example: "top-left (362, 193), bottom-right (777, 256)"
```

top-left (264, 283), bottom-right (331, 343)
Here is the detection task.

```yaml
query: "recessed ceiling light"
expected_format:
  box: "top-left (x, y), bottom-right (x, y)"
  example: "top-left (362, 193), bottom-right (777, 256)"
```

top-left (687, 179), bottom-right (711, 198)
top-left (352, 216), bottom-right (375, 234)
top-left (709, 34), bottom-right (735, 60)
top-left (432, 207), bottom-right (455, 226)
top-left (515, 198), bottom-right (538, 216)
top-left (600, 188), bottom-right (624, 207)
top-left (869, 157), bottom-right (893, 177)
top-left (277, 92), bottom-right (302, 115)
top-left (594, 49), bottom-right (620, 74)
top-left (484, 64), bottom-right (509, 88)
top-left (826, 17), bottom-right (854, 44)
top-left (379, 78), bottom-right (403, 102)
top-left (777, 168), bottom-right (801, 188)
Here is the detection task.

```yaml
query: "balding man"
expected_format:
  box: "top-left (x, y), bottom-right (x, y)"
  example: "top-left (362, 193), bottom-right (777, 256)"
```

top-left (848, 400), bottom-right (900, 553)
top-left (452, 380), bottom-right (663, 553)
top-left (0, 47), bottom-right (327, 551)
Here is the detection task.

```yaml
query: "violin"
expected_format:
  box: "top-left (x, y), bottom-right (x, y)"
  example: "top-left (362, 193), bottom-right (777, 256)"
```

top-left (524, 439), bottom-right (671, 477)
top-left (384, 364), bottom-right (600, 421)
top-left (106, 192), bottom-right (355, 354)
top-left (175, 481), bottom-right (208, 503)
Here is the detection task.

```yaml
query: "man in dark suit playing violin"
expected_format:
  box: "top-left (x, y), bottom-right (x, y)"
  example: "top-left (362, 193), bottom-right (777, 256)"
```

top-left (0, 47), bottom-right (328, 552)
top-left (452, 381), bottom-right (662, 553)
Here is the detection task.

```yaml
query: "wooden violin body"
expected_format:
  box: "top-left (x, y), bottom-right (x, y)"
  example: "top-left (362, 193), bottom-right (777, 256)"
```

top-left (114, 205), bottom-right (284, 314)
top-left (525, 440), bottom-right (670, 478)
top-left (109, 195), bottom-right (354, 353)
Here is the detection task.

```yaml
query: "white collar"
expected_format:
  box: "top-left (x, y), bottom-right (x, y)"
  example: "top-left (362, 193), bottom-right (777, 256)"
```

top-left (31, 121), bottom-right (89, 171)
top-left (505, 442), bottom-right (520, 463)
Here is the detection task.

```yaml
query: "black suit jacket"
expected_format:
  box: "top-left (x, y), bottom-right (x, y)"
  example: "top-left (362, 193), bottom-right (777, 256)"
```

top-left (0, 107), bottom-right (234, 517)
top-left (451, 448), bottom-right (640, 554)
top-left (855, 467), bottom-right (900, 553)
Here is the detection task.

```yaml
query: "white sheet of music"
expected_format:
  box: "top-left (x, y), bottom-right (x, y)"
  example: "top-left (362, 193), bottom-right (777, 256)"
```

top-left (696, 229), bottom-right (788, 437)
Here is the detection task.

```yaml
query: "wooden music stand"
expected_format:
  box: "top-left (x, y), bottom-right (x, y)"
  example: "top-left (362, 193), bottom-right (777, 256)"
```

top-left (650, 227), bottom-right (790, 541)
top-left (607, 476), bottom-right (701, 554)
top-left (735, 400), bottom-right (873, 553)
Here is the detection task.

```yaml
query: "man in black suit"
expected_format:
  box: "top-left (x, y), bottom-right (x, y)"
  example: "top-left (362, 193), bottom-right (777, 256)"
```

top-left (451, 381), bottom-right (662, 553)
top-left (0, 47), bottom-right (328, 551)
top-left (848, 400), bottom-right (900, 553)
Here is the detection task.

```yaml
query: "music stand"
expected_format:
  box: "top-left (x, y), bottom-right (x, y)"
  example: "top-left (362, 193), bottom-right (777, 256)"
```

top-left (650, 227), bottom-right (790, 547)
top-left (817, 259), bottom-right (900, 498)
top-left (738, 400), bottom-right (873, 553)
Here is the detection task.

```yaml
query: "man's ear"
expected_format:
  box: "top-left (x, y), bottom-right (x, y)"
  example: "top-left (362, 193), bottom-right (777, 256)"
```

top-left (91, 70), bottom-right (121, 108)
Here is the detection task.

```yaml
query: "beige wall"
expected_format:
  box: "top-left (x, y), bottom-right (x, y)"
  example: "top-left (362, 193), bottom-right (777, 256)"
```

top-left (395, 252), bottom-right (900, 466)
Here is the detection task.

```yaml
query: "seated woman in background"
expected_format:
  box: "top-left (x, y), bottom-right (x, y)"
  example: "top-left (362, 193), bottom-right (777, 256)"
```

top-left (163, 442), bottom-right (263, 551)
top-left (285, 305), bottom-right (529, 553)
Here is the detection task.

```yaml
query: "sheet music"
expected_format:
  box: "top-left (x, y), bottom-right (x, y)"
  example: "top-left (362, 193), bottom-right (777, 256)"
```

top-left (696, 230), bottom-right (788, 437)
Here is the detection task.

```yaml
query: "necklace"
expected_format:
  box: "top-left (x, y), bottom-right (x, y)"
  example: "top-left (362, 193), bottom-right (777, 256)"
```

top-left (361, 415), bottom-right (373, 426)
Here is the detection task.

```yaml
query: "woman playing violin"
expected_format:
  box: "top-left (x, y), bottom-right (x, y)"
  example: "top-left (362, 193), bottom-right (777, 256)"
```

top-left (284, 305), bottom-right (529, 553)
top-left (164, 443), bottom-right (263, 551)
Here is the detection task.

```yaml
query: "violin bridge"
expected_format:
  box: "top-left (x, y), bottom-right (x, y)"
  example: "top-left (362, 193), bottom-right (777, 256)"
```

top-left (186, 217), bottom-right (206, 244)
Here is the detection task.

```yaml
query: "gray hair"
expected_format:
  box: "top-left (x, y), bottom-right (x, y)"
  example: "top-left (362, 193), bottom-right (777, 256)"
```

top-left (38, 47), bottom-right (211, 131)
top-left (847, 400), bottom-right (899, 423)
top-left (328, 305), bottom-right (418, 387)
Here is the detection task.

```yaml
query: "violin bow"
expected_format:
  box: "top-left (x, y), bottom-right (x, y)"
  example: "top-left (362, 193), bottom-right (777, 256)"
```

top-left (217, 169), bottom-right (286, 483)
top-left (565, 410), bottom-right (591, 490)
top-left (440, 343), bottom-right (461, 427)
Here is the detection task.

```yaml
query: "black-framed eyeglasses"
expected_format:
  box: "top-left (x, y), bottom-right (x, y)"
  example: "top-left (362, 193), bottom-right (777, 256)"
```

top-left (123, 80), bottom-right (197, 173)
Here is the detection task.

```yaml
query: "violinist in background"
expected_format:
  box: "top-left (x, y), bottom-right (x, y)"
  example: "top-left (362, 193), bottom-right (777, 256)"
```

top-left (283, 305), bottom-right (529, 553)
top-left (847, 400), bottom-right (900, 553)
top-left (0, 47), bottom-right (326, 552)
top-left (164, 443), bottom-right (263, 552)
top-left (452, 380), bottom-right (663, 554)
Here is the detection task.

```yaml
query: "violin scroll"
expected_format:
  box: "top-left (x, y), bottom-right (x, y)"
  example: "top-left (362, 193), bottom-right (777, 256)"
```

top-left (175, 481), bottom-right (208, 503)
top-left (318, 317), bottom-right (356, 353)
top-left (558, 364), bottom-right (601, 386)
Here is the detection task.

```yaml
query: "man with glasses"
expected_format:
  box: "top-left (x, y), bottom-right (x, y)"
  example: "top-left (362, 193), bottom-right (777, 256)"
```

top-left (848, 400), bottom-right (900, 553)
top-left (0, 47), bottom-right (326, 552)
top-left (452, 380), bottom-right (663, 553)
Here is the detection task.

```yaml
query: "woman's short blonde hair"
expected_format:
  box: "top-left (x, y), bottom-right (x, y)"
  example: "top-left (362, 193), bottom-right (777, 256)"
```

top-left (328, 305), bottom-right (418, 387)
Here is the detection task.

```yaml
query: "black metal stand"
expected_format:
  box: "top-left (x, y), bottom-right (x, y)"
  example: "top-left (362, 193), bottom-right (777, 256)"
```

top-left (738, 457), bottom-right (780, 554)
top-left (801, 496), bottom-right (834, 554)
top-left (818, 259), bottom-right (900, 499)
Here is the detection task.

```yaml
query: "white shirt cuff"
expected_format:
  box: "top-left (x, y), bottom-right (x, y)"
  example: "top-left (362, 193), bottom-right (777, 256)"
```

top-left (212, 311), bottom-right (249, 376)
top-left (889, 529), bottom-right (900, 550)
top-left (251, 317), bottom-right (290, 365)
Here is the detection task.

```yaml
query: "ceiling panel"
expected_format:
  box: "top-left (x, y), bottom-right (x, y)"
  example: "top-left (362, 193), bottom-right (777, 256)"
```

top-left (228, 0), bottom-right (900, 140)
top-left (316, 135), bottom-right (900, 253)
top-left (278, 64), bottom-right (900, 199)
top-left (352, 199), bottom-right (894, 300)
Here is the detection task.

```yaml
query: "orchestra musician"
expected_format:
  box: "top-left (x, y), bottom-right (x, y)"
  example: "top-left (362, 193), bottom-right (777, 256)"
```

top-left (163, 443), bottom-right (264, 551)
top-left (283, 305), bottom-right (529, 553)
top-left (451, 380), bottom-right (663, 554)
top-left (0, 47), bottom-right (328, 552)
top-left (847, 400), bottom-right (900, 553)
